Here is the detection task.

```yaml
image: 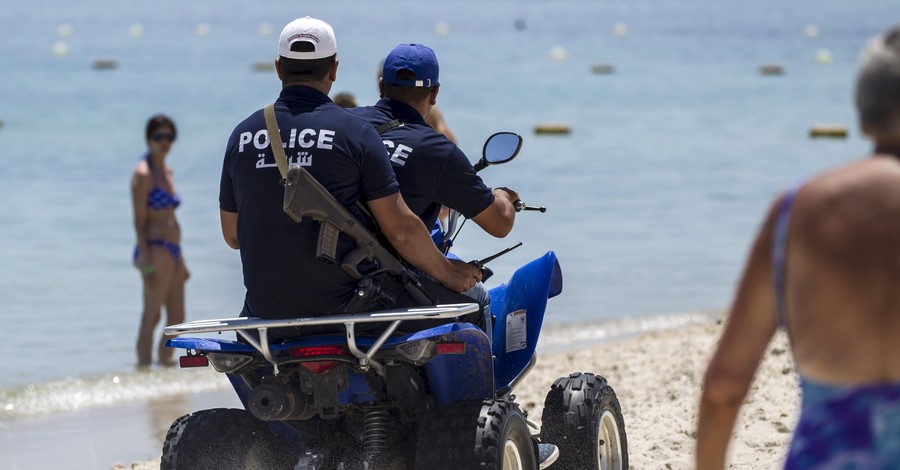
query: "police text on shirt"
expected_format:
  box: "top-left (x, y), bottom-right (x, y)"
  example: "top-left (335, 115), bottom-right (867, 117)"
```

top-left (237, 128), bottom-right (336, 153)
top-left (383, 140), bottom-right (413, 166)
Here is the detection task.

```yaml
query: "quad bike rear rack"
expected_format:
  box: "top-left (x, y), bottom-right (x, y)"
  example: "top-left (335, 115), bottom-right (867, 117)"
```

top-left (164, 303), bottom-right (479, 376)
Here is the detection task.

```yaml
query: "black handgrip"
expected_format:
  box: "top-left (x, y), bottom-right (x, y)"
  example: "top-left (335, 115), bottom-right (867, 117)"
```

top-left (513, 200), bottom-right (547, 213)
top-left (469, 261), bottom-right (493, 282)
top-left (316, 221), bottom-right (340, 263)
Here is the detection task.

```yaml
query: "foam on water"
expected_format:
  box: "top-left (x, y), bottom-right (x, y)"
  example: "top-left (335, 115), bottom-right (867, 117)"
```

top-left (0, 367), bottom-right (229, 422)
top-left (538, 310), bottom-right (719, 354)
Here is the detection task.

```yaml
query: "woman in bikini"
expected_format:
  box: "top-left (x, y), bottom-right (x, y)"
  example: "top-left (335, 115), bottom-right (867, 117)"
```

top-left (130, 114), bottom-right (189, 367)
top-left (697, 26), bottom-right (900, 469)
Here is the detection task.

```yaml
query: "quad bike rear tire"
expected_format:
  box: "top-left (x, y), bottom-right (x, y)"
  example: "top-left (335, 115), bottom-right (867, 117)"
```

top-left (415, 399), bottom-right (537, 470)
top-left (160, 408), bottom-right (300, 470)
top-left (540, 373), bottom-right (628, 470)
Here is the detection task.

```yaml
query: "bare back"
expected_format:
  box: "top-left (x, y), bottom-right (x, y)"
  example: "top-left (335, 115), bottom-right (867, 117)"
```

top-left (785, 154), bottom-right (900, 383)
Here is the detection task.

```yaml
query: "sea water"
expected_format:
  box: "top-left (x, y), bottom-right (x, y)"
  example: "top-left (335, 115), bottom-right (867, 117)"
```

top-left (0, 0), bottom-right (891, 419)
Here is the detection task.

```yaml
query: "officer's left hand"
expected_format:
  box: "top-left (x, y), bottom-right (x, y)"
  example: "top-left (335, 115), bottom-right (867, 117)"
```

top-left (442, 258), bottom-right (483, 293)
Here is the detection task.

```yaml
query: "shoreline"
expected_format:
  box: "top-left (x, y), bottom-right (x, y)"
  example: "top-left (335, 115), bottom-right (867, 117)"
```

top-left (3, 317), bottom-right (800, 469)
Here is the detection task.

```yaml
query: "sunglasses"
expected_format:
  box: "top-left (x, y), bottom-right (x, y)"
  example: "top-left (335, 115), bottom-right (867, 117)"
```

top-left (151, 132), bottom-right (175, 143)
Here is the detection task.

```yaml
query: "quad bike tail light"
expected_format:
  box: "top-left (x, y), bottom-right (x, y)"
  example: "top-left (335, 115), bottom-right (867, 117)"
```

top-left (300, 361), bottom-right (339, 374)
top-left (396, 339), bottom-right (435, 365)
top-left (179, 353), bottom-right (209, 368)
top-left (289, 346), bottom-right (347, 357)
top-left (290, 345), bottom-right (348, 374)
top-left (206, 353), bottom-right (254, 373)
top-left (435, 342), bottom-right (466, 355)
top-left (397, 339), bottom-right (466, 365)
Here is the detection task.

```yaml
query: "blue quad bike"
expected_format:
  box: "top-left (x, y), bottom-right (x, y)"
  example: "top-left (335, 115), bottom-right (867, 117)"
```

top-left (160, 133), bottom-right (628, 470)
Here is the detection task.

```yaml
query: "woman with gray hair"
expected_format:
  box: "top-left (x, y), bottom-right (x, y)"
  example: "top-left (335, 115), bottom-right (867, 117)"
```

top-left (696, 26), bottom-right (900, 469)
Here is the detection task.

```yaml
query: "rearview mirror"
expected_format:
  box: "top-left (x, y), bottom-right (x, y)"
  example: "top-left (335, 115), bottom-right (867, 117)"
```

top-left (474, 132), bottom-right (522, 172)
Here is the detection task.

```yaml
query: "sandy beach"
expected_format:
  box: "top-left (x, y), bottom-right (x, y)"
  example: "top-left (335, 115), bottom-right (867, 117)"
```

top-left (104, 317), bottom-right (799, 470)
top-left (515, 319), bottom-right (799, 469)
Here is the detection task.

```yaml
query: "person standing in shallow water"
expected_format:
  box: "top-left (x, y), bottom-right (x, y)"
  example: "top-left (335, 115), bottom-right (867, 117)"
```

top-left (130, 114), bottom-right (189, 368)
top-left (697, 25), bottom-right (900, 469)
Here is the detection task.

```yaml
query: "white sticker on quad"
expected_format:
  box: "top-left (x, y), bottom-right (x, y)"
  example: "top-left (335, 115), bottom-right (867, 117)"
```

top-left (506, 309), bottom-right (527, 353)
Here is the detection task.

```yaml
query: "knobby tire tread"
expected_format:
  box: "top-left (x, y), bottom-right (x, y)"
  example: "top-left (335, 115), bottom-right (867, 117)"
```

top-left (160, 408), bottom-right (299, 470)
top-left (540, 372), bottom-right (629, 470)
top-left (415, 399), bottom-right (535, 470)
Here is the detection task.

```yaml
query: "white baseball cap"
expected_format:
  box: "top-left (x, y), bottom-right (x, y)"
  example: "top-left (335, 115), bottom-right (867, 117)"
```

top-left (278, 17), bottom-right (337, 60)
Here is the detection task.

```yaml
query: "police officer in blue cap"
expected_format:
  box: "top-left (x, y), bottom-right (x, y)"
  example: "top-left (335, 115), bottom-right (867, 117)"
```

top-left (219, 19), bottom-right (482, 328)
top-left (351, 43), bottom-right (520, 325)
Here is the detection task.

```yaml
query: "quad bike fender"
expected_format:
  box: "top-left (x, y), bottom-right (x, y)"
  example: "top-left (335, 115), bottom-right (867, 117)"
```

top-left (423, 325), bottom-right (494, 403)
top-left (489, 251), bottom-right (562, 393)
top-left (166, 337), bottom-right (256, 352)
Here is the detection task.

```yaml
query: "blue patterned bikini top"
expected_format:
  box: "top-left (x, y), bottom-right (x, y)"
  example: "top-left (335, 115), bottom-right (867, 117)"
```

top-left (144, 155), bottom-right (181, 211)
top-left (147, 186), bottom-right (181, 210)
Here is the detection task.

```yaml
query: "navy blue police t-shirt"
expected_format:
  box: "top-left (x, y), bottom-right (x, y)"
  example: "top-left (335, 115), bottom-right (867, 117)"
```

top-left (220, 86), bottom-right (399, 319)
top-left (349, 99), bottom-right (494, 230)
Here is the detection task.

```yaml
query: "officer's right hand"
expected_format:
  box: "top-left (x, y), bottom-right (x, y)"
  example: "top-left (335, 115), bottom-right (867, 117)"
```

top-left (494, 186), bottom-right (520, 203)
top-left (440, 258), bottom-right (483, 293)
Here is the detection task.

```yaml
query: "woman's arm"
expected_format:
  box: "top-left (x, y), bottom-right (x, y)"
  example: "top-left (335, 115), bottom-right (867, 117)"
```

top-left (696, 198), bottom-right (781, 469)
top-left (131, 169), bottom-right (152, 272)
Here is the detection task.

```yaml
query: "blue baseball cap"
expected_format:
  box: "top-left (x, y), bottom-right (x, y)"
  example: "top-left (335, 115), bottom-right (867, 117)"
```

top-left (382, 44), bottom-right (439, 88)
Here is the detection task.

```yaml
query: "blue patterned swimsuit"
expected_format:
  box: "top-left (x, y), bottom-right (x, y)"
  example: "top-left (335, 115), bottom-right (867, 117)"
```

top-left (773, 182), bottom-right (900, 469)
top-left (134, 156), bottom-right (182, 262)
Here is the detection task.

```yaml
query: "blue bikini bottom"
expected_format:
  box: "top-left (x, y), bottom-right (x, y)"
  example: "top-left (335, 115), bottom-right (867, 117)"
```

top-left (133, 239), bottom-right (182, 263)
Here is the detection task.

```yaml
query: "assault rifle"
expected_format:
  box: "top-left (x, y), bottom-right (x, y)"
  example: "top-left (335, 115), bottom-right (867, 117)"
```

top-left (282, 165), bottom-right (433, 308)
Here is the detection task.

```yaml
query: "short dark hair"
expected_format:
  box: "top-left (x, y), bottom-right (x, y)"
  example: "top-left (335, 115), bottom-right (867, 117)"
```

top-left (145, 114), bottom-right (176, 142)
top-left (332, 92), bottom-right (358, 108)
top-left (279, 54), bottom-right (336, 82)
top-left (383, 69), bottom-right (434, 103)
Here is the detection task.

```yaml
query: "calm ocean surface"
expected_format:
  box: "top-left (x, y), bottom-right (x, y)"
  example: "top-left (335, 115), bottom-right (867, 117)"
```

top-left (0, 0), bottom-right (892, 415)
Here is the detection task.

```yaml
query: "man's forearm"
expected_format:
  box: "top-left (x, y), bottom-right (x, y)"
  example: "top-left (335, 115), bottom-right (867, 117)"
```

top-left (472, 189), bottom-right (516, 238)
top-left (220, 210), bottom-right (240, 249)
top-left (386, 215), bottom-right (451, 280)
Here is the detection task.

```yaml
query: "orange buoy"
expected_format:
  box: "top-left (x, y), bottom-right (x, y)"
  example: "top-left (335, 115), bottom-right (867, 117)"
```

top-left (759, 65), bottom-right (785, 76)
top-left (93, 59), bottom-right (118, 70)
top-left (591, 64), bottom-right (615, 75)
top-left (534, 124), bottom-right (571, 135)
top-left (253, 62), bottom-right (275, 72)
top-left (809, 125), bottom-right (848, 138)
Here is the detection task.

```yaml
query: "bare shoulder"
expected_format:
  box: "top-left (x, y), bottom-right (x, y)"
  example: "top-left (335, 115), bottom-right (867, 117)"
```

top-left (793, 157), bottom-right (900, 251)
top-left (428, 105), bottom-right (445, 121)
top-left (802, 157), bottom-right (900, 205)
top-left (131, 161), bottom-right (152, 188)
top-left (132, 159), bottom-right (151, 176)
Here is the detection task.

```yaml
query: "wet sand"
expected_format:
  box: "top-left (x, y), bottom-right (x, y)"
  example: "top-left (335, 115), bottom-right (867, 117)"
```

top-left (1, 388), bottom-right (240, 470)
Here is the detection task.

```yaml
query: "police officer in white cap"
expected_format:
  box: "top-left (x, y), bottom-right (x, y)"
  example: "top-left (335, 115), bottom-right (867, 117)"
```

top-left (219, 17), bottom-right (482, 329)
